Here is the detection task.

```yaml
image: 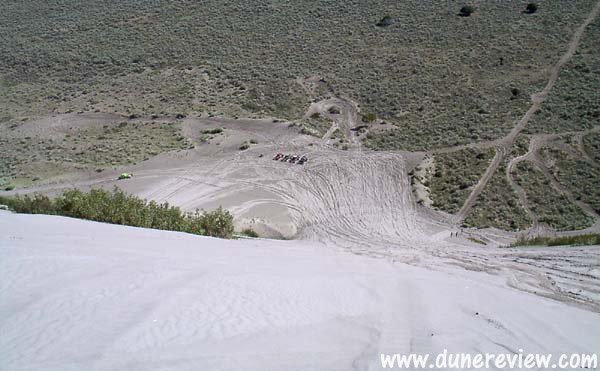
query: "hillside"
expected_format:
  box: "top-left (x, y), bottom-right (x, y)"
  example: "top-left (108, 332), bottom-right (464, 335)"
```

top-left (2, 3), bottom-right (600, 367)
top-left (1, 0), bottom-right (599, 233)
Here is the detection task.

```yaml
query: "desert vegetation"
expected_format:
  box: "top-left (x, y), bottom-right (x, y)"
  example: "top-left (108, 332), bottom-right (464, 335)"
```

top-left (513, 161), bottom-right (593, 230)
top-left (202, 127), bottom-right (224, 135)
top-left (241, 228), bottom-right (259, 238)
top-left (525, 3), bottom-right (539, 14)
top-left (463, 161), bottom-right (532, 231)
top-left (459, 5), bottom-right (476, 17)
top-left (298, 112), bottom-right (332, 137)
top-left (583, 131), bottom-right (600, 162)
top-left (0, 188), bottom-right (235, 238)
top-left (510, 233), bottom-right (600, 247)
top-left (540, 146), bottom-right (600, 214)
top-left (0, 118), bottom-right (189, 187)
top-left (1, 0), bottom-right (595, 148)
top-left (459, 13), bottom-right (600, 232)
top-left (526, 17), bottom-right (600, 135)
top-left (1, 0), bottom-right (598, 234)
top-left (461, 136), bottom-right (533, 231)
top-left (425, 148), bottom-right (495, 214)
top-left (376, 15), bottom-right (394, 27)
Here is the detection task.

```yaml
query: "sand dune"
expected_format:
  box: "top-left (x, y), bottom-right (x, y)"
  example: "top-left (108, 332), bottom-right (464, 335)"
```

top-left (1, 211), bottom-right (599, 370)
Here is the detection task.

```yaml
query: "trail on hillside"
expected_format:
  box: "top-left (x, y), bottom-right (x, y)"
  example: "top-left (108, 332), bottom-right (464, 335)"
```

top-left (456, 0), bottom-right (600, 222)
top-left (502, 132), bottom-right (600, 235)
top-left (305, 97), bottom-right (361, 147)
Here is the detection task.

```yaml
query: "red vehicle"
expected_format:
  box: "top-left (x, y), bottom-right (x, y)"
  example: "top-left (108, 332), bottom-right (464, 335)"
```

top-left (273, 153), bottom-right (283, 160)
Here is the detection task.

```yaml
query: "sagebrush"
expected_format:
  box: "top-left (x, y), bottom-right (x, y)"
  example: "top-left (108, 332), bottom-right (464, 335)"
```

top-left (0, 187), bottom-right (235, 238)
top-left (510, 233), bottom-right (600, 247)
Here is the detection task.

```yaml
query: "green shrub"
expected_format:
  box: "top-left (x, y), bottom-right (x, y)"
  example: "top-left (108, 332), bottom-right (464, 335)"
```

top-left (241, 228), bottom-right (259, 238)
top-left (202, 128), bottom-right (223, 134)
top-left (0, 188), bottom-right (235, 239)
top-left (361, 111), bottom-right (376, 123)
top-left (510, 233), bottom-right (600, 247)
top-left (459, 5), bottom-right (475, 17)
top-left (525, 3), bottom-right (538, 14)
top-left (0, 193), bottom-right (55, 214)
top-left (195, 207), bottom-right (234, 238)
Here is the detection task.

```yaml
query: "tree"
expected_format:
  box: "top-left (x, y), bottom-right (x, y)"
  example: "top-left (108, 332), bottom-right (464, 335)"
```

top-left (459, 5), bottom-right (475, 17)
top-left (525, 3), bottom-right (538, 14)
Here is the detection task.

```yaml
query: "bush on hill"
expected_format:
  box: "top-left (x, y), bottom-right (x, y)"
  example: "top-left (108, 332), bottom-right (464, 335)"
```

top-left (525, 3), bottom-right (538, 14)
top-left (459, 5), bottom-right (475, 17)
top-left (510, 233), bottom-right (600, 247)
top-left (0, 187), bottom-right (235, 239)
top-left (376, 16), bottom-right (394, 27)
top-left (241, 228), bottom-right (259, 238)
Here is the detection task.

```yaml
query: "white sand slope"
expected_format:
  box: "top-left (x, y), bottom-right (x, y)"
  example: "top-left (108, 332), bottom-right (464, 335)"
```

top-left (1, 211), bottom-right (599, 371)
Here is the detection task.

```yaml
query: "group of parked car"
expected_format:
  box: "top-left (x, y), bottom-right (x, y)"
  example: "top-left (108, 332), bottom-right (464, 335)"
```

top-left (273, 153), bottom-right (309, 165)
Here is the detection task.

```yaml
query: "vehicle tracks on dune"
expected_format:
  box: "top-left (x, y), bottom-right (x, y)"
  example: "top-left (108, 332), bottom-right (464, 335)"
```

top-left (286, 152), bottom-right (426, 250)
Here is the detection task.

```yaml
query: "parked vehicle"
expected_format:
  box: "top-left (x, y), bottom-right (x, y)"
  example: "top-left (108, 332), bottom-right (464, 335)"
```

top-left (298, 155), bottom-right (309, 165)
